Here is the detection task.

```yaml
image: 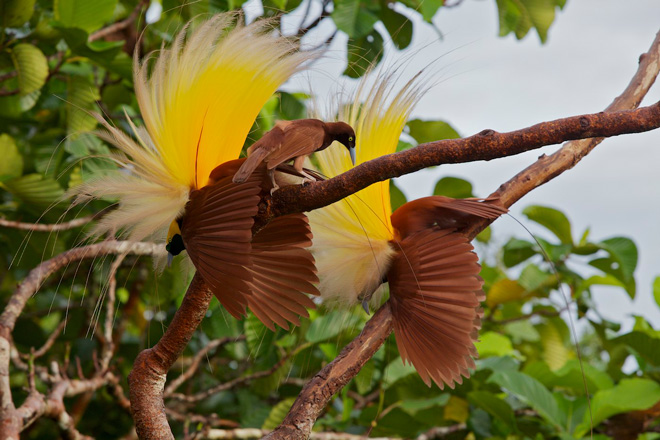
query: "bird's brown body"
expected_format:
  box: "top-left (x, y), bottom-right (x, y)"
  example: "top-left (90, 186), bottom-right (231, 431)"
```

top-left (233, 119), bottom-right (356, 190)
top-left (176, 158), bottom-right (319, 330)
top-left (385, 197), bottom-right (508, 387)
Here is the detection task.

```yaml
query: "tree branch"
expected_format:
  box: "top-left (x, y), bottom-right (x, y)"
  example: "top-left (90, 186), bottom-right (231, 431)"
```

top-left (128, 273), bottom-right (213, 440)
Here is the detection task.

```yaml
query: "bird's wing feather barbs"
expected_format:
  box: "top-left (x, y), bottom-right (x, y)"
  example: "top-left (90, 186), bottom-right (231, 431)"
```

top-left (246, 214), bottom-right (319, 331)
top-left (388, 227), bottom-right (484, 389)
top-left (181, 171), bottom-right (262, 318)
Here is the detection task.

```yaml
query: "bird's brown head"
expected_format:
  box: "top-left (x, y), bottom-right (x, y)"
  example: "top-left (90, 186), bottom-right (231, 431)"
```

top-left (328, 121), bottom-right (357, 165)
top-left (165, 218), bottom-right (186, 266)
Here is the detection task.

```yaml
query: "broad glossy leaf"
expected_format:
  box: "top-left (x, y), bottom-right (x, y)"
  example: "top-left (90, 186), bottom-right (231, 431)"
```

top-left (538, 321), bottom-right (570, 371)
top-left (654, 276), bottom-right (660, 309)
top-left (522, 205), bottom-right (573, 245)
top-left (468, 391), bottom-right (516, 429)
top-left (575, 378), bottom-right (660, 437)
top-left (0, 134), bottom-right (23, 182)
top-left (518, 263), bottom-right (552, 292)
top-left (502, 238), bottom-right (536, 267)
top-left (407, 119), bottom-right (460, 144)
top-left (305, 310), bottom-right (359, 344)
top-left (444, 396), bottom-right (469, 423)
top-left (614, 331), bottom-right (660, 366)
top-left (475, 331), bottom-right (515, 358)
top-left (433, 176), bottom-right (474, 198)
top-left (333, 0), bottom-right (379, 39)
top-left (399, 394), bottom-right (449, 413)
top-left (67, 76), bottom-right (99, 135)
top-left (1, 0), bottom-right (36, 27)
top-left (11, 44), bottom-right (49, 95)
top-left (598, 236), bottom-right (637, 283)
top-left (380, 3), bottom-right (413, 49)
top-left (3, 173), bottom-right (65, 212)
top-left (495, 0), bottom-right (562, 43)
top-left (344, 31), bottom-right (384, 78)
top-left (262, 398), bottom-right (296, 430)
top-left (488, 370), bottom-right (565, 430)
top-left (383, 356), bottom-right (418, 387)
top-left (55, 0), bottom-right (118, 33)
top-left (486, 279), bottom-right (526, 307)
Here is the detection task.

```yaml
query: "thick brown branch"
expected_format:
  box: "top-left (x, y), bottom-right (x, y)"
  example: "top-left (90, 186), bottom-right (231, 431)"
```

top-left (263, 304), bottom-right (393, 440)
top-left (266, 101), bottom-right (660, 223)
top-left (128, 273), bottom-right (213, 440)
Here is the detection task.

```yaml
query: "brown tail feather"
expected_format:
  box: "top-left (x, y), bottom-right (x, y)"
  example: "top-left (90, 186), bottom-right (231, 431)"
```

top-left (388, 227), bottom-right (484, 389)
top-left (391, 196), bottom-right (508, 239)
top-left (182, 168), bottom-right (264, 319)
top-left (245, 213), bottom-right (319, 331)
top-left (232, 147), bottom-right (271, 183)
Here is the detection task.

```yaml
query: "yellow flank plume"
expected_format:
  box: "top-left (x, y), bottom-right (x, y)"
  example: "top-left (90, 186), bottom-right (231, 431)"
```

top-left (69, 13), bottom-right (313, 243)
top-left (309, 70), bottom-right (427, 305)
top-left (136, 13), bottom-right (312, 189)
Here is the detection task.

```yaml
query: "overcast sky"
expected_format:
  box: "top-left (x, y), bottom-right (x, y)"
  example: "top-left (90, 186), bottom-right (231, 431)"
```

top-left (275, 0), bottom-right (660, 332)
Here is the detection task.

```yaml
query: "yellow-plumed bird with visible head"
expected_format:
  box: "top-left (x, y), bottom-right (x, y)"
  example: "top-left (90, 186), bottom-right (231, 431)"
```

top-left (70, 13), bottom-right (319, 330)
top-left (309, 71), bottom-right (507, 389)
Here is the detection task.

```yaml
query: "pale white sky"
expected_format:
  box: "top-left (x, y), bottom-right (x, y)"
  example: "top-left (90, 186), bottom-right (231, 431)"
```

top-left (272, 0), bottom-right (660, 332)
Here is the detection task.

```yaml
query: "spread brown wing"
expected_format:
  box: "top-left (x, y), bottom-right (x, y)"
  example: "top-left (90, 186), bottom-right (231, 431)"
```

top-left (391, 196), bottom-right (508, 239)
top-left (245, 213), bottom-right (319, 331)
top-left (182, 170), bottom-right (262, 319)
top-left (263, 121), bottom-right (326, 169)
top-left (388, 227), bottom-right (484, 389)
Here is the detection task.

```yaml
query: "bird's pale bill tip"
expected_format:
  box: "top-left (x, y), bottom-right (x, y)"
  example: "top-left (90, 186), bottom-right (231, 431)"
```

top-left (167, 253), bottom-right (174, 268)
top-left (349, 147), bottom-right (357, 166)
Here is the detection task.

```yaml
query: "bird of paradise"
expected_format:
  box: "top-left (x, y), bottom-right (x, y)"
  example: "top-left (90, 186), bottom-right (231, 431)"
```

top-left (69, 13), bottom-right (319, 330)
top-left (309, 71), bottom-right (507, 388)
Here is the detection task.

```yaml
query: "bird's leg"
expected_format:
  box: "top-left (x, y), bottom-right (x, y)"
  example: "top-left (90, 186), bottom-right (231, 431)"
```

top-left (293, 156), bottom-right (317, 185)
top-left (269, 169), bottom-right (279, 195)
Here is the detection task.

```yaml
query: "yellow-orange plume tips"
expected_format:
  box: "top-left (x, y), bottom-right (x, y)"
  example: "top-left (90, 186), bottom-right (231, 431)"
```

top-left (135, 13), bottom-right (314, 189)
top-left (69, 13), bottom-right (313, 243)
top-left (309, 70), bottom-right (428, 306)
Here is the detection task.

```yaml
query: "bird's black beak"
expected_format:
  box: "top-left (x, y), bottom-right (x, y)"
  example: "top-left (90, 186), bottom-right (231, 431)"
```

top-left (348, 146), bottom-right (356, 166)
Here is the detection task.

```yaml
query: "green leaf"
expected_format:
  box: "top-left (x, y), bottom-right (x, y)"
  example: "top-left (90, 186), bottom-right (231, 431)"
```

top-left (55, 0), bottom-right (118, 33)
top-left (10, 44), bottom-right (49, 96)
top-left (495, 0), bottom-right (561, 43)
top-left (468, 391), bottom-right (516, 429)
top-left (407, 119), bottom-right (460, 144)
top-left (517, 263), bottom-right (552, 292)
top-left (538, 320), bottom-right (570, 371)
top-left (475, 331), bottom-right (515, 358)
top-left (399, 394), bottom-right (449, 413)
top-left (383, 356), bottom-right (418, 387)
top-left (1, 0), bottom-right (36, 28)
top-left (332, 0), bottom-right (379, 39)
top-left (305, 310), bottom-right (359, 344)
top-left (354, 359), bottom-right (375, 394)
top-left (575, 378), bottom-right (660, 437)
top-left (614, 331), bottom-right (660, 366)
top-left (523, 205), bottom-right (573, 245)
top-left (2, 174), bottom-right (65, 212)
top-left (67, 76), bottom-right (99, 135)
top-left (262, 398), bottom-right (295, 430)
top-left (433, 176), bottom-right (474, 198)
top-left (244, 314), bottom-right (277, 357)
top-left (502, 238), bottom-right (536, 267)
top-left (0, 134), bottom-right (23, 182)
top-left (654, 276), bottom-right (660, 310)
top-left (56, 27), bottom-right (132, 78)
top-left (344, 31), bottom-right (384, 78)
top-left (380, 3), bottom-right (413, 49)
top-left (390, 180), bottom-right (407, 212)
top-left (400, 0), bottom-right (443, 22)
top-left (488, 370), bottom-right (565, 430)
top-left (486, 279), bottom-right (526, 307)
top-left (598, 236), bottom-right (637, 283)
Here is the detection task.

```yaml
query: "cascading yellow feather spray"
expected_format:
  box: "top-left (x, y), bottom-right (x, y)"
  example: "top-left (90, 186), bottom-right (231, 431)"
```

top-left (308, 70), bottom-right (427, 307)
top-left (69, 13), bottom-right (313, 245)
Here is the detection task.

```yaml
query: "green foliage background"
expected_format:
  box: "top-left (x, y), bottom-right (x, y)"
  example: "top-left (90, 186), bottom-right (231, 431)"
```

top-left (1, 0), bottom-right (660, 439)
